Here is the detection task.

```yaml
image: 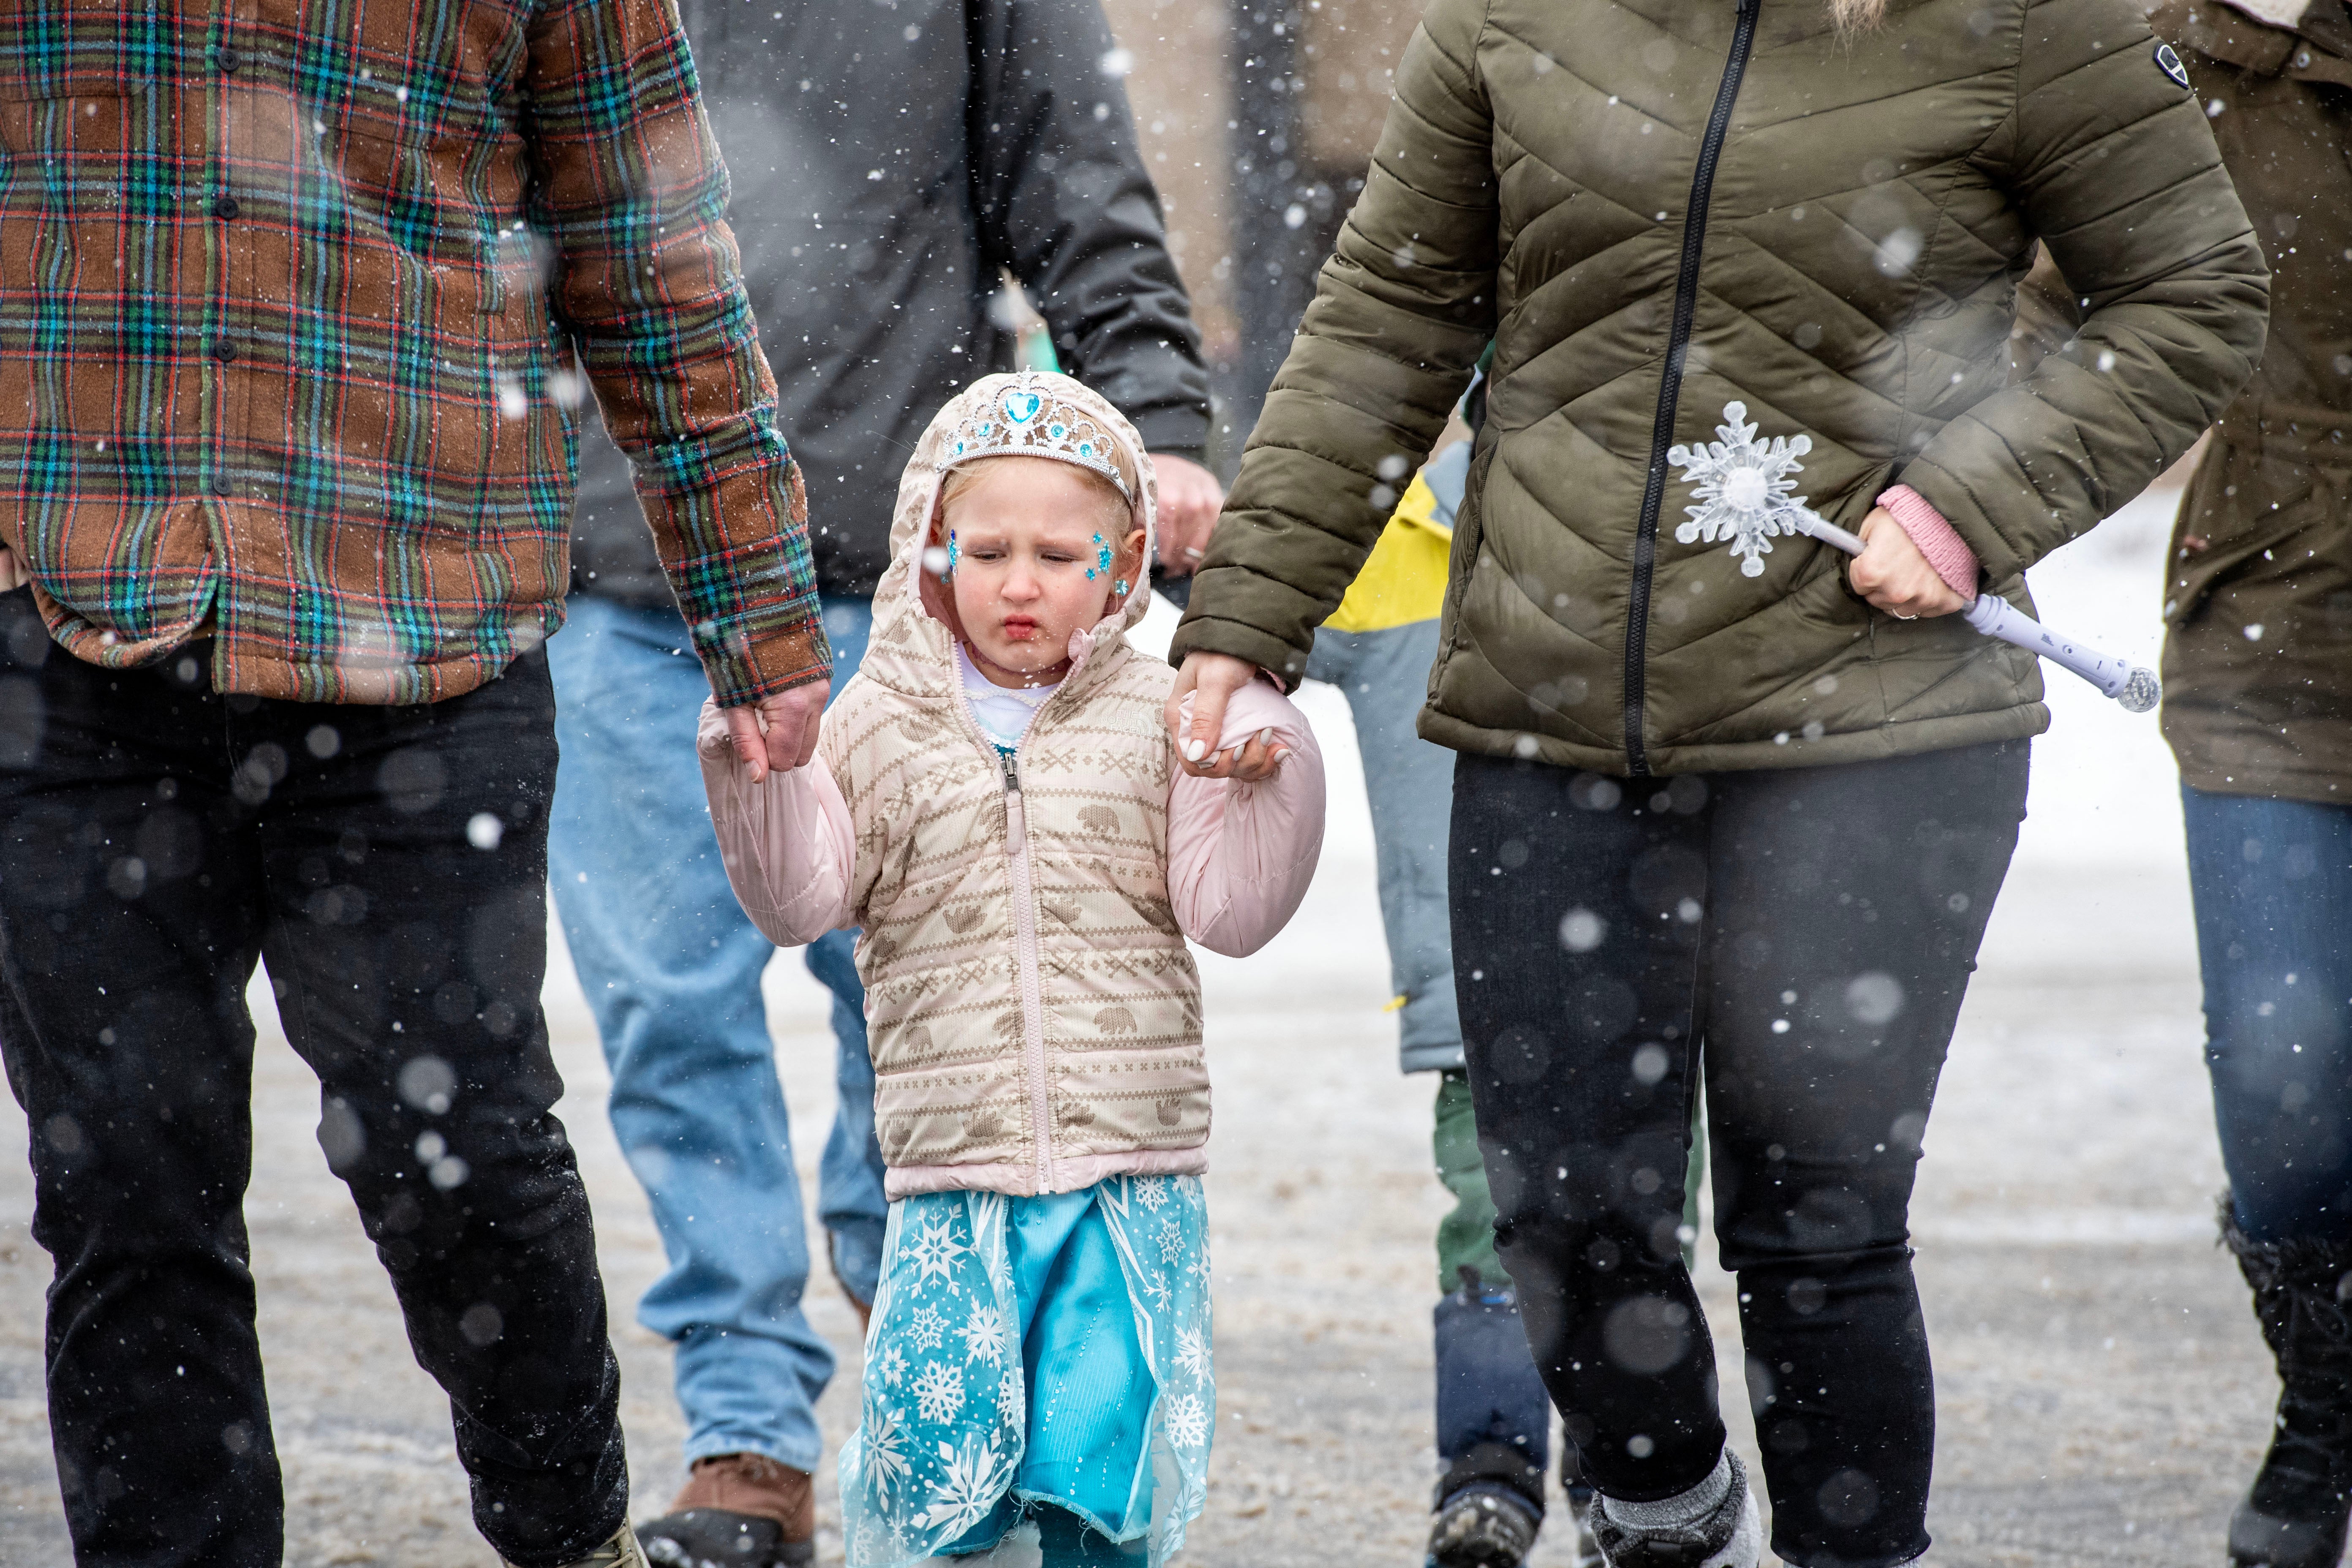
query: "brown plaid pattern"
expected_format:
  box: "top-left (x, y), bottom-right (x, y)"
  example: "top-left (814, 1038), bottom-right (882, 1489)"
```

top-left (0, 0), bottom-right (824, 705)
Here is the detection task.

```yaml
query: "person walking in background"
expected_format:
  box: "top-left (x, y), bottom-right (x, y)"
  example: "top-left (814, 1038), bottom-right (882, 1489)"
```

top-left (1331, 417), bottom-right (1600, 1568)
top-left (700, 372), bottom-right (1324, 1568)
top-left (0, 0), bottom-right (825, 1563)
top-left (2145, 1), bottom-right (2352, 1562)
top-left (1167, 0), bottom-right (2267, 1560)
top-left (547, 4), bottom-right (1217, 1563)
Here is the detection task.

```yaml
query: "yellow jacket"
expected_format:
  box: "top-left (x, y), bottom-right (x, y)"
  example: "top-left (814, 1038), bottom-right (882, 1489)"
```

top-left (1322, 459), bottom-right (1458, 634)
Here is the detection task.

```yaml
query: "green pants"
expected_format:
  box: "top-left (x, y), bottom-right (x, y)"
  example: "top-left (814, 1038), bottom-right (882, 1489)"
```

top-left (1434, 1071), bottom-right (1705, 1293)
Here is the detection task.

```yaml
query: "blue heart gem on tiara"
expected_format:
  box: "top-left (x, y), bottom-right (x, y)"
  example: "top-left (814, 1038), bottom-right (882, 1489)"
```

top-left (1002, 390), bottom-right (1043, 425)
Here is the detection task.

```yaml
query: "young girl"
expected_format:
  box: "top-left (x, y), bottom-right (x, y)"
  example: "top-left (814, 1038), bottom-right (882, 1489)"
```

top-left (697, 370), bottom-right (1325, 1568)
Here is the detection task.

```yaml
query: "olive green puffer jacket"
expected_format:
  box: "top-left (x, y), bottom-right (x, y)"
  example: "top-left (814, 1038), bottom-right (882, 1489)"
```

top-left (1174, 0), bottom-right (2269, 776)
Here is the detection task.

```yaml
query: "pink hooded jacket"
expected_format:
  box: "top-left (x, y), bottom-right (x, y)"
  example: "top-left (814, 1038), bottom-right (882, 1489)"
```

top-left (699, 373), bottom-right (1325, 1199)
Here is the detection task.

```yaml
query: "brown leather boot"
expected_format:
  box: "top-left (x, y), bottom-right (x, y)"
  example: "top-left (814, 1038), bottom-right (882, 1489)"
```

top-left (637, 1454), bottom-right (814, 1568)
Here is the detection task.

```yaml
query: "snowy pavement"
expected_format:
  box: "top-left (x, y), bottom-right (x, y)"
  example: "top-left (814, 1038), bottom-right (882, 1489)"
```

top-left (0, 478), bottom-right (2278, 1565)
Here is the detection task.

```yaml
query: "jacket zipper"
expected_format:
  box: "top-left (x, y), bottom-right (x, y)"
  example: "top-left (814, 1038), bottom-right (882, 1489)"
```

top-left (997, 746), bottom-right (1057, 1191)
top-left (948, 664), bottom-right (1066, 1195)
top-left (1622, 0), bottom-right (1761, 777)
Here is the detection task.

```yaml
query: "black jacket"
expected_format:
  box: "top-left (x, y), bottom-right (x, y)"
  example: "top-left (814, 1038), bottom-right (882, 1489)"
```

top-left (571, 0), bottom-right (1211, 603)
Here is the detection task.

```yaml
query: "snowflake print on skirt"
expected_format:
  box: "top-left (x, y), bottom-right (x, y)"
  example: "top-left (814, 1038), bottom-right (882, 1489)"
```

top-left (838, 1176), bottom-right (1214, 1568)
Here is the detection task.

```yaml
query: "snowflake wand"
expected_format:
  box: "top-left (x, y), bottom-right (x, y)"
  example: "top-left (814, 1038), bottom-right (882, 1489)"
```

top-left (1668, 402), bottom-right (2159, 712)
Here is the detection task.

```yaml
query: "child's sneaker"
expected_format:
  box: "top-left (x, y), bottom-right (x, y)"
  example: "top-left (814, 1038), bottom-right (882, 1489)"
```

top-left (1426, 1482), bottom-right (1540, 1568)
top-left (1588, 1452), bottom-right (1761, 1568)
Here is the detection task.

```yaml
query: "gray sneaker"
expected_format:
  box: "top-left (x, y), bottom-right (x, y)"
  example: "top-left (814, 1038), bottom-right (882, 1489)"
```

top-left (505, 1523), bottom-right (651, 1568)
top-left (1590, 1454), bottom-right (1762, 1568)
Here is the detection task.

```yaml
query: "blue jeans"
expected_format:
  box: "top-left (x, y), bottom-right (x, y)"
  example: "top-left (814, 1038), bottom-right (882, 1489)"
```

top-left (548, 592), bottom-right (887, 1471)
top-left (1305, 619), bottom-right (1464, 1073)
top-left (2184, 785), bottom-right (2352, 1244)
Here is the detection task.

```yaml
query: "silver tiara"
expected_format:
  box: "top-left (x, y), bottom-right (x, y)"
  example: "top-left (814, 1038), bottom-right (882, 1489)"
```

top-left (944, 370), bottom-right (1131, 501)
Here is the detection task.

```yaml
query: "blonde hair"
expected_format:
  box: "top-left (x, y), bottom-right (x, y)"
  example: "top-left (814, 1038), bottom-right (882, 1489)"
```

top-left (1830, 0), bottom-right (1886, 36)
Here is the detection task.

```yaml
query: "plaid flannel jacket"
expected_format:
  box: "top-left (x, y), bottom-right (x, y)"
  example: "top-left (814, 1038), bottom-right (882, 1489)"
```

top-left (0, 0), bottom-right (825, 705)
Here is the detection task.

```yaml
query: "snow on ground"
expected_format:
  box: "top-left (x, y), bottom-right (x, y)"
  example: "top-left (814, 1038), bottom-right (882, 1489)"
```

top-left (0, 478), bottom-right (2276, 1565)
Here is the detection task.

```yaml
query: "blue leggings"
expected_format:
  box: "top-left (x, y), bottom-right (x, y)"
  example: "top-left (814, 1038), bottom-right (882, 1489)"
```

top-left (2184, 786), bottom-right (2352, 1243)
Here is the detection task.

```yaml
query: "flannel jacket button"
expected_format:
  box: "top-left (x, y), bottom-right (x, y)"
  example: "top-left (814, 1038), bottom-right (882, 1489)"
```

top-left (210, 338), bottom-right (237, 362)
top-left (214, 46), bottom-right (240, 72)
top-left (212, 196), bottom-right (240, 220)
top-left (210, 473), bottom-right (233, 496)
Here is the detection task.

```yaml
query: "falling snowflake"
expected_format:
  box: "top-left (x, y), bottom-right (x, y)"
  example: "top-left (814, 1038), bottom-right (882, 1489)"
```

top-left (1176, 1325), bottom-right (1211, 1383)
top-left (917, 1433), bottom-right (1013, 1534)
top-left (876, 1343), bottom-right (908, 1388)
top-left (863, 1407), bottom-right (911, 1506)
top-left (1154, 1217), bottom-right (1186, 1264)
top-left (1666, 400), bottom-right (1821, 578)
top-left (904, 1217), bottom-right (969, 1288)
top-left (1134, 1175), bottom-right (1172, 1212)
top-left (911, 1359), bottom-right (966, 1424)
top-left (960, 1305), bottom-right (1008, 1366)
top-left (1164, 1391), bottom-right (1209, 1450)
top-left (907, 1305), bottom-right (949, 1353)
top-left (995, 1367), bottom-right (1023, 1423)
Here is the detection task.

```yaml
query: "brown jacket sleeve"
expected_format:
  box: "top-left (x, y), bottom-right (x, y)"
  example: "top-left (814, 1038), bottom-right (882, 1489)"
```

top-left (1895, 0), bottom-right (2269, 582)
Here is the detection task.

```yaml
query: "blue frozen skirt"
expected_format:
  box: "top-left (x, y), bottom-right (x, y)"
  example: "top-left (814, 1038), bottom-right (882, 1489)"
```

top-left (838, 1176), bottom-right (1214, 1567)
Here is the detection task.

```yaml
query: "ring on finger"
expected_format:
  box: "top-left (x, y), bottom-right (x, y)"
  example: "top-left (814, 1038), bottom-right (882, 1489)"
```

top-left (1182, 546), bottom-right (1204, 559)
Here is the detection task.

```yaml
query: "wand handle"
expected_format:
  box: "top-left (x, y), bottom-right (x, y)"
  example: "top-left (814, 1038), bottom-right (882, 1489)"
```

top-left (1792, 516), bottom-right (2159, 712)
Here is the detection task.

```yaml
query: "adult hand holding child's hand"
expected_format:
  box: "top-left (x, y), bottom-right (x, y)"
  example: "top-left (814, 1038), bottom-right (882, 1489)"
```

top-left (716, 676), bottom-right (830, 781)
top-left (1168, 651), bottom-right (1291, 781)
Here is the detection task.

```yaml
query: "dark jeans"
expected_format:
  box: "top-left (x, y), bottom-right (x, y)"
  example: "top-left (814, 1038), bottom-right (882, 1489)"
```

top-left (1451, 742), bottom-right (2028, 1568)
top-left (2183, 784), bottom-right (2352, 1244)
top-left (0, 597), bottom-right (626, 1568)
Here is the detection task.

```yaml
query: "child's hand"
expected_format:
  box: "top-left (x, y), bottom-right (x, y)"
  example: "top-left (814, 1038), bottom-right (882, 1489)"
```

top-left (1198, 727), bottom-right (1291, 783)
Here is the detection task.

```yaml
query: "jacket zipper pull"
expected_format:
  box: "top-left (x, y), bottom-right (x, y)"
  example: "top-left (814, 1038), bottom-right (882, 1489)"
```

top-left (1002, 750), bottom-right (1020, 795)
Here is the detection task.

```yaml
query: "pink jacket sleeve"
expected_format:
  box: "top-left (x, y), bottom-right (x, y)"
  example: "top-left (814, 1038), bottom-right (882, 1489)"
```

top-left (1167, 681), bottom-right (1327, 958)
top-left (696, 699), bottom-right (859, 947)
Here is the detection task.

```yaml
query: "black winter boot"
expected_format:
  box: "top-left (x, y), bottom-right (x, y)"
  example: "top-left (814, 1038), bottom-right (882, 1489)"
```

top-left (2224, 1202), bottom-right (2352, 1568)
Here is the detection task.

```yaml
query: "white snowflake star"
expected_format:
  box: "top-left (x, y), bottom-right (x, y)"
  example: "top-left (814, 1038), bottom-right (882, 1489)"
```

top-left (876, 1344), bottom-right (908, 1389)
top-left (1154, 1217), bottom-right (1186, 1264)
top-left (1667, 400), bottom-right (1821, 578)
top-left (862, 1406), bottom-right (911, 1507)
top-left (1140, 1269), bottom-right (1173, 1310)
top-left (1134, 1175), bottom-right (1172, 1211)
top-left (959, 1305), bottom-right (1008, 1366)
top-left (906, 1305), bottom-right (949, 1354)
top-left (903, 1217), bottom-right (969, 1289)
top-left (916, 1432), bottom-right (1013, 1535)
top-left (995, 1367), bottom-right (1023, 1423)
top-left (1163, 1391), bottom-right (1209, 1451)
top-left (911, 1358), bottom-right (966, 1424)
top-left (1176, 1325), bottom-right (1210, 1383)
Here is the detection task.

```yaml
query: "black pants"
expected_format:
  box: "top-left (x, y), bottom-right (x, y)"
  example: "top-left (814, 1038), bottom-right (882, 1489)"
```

top-left (1451, 742), bottom-right (2028, 1568)
top-left (0, 599), bottom-right (626, 1568)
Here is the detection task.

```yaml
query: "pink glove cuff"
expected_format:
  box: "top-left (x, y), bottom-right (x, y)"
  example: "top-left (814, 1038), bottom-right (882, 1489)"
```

top-left (1877, 485), bottom-right (1979, 598)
